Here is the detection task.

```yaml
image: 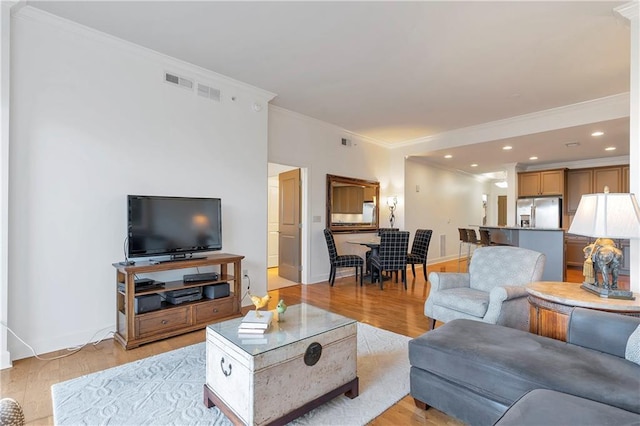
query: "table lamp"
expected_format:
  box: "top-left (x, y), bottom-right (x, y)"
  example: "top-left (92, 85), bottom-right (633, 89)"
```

top-left (568, 187), bottom-right (640, 300)
top-left (387, 196), bottom-right (397, 227)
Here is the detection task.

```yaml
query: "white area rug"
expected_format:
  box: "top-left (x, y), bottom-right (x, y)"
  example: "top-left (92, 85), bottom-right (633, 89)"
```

top-left (52, 323), bottom-right (411, 426)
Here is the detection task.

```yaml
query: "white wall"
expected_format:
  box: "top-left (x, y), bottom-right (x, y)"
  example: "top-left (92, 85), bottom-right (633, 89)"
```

top-left (7, 8), bottom-right (273, 360)
top-left (404, 159), bottom-right (490, 262)
top-left (268, 107), bottom-right (391, 284)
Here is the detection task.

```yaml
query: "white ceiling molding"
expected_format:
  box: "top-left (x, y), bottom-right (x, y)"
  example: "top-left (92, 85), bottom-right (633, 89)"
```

top-left (614, 2), bottom-right (639, 21)
top-left (12, 5), bottom-right (276, 103)
top-left (394, 92), bottom-right (630, 153)
top-left (268, 104), bottom-right (389, 148)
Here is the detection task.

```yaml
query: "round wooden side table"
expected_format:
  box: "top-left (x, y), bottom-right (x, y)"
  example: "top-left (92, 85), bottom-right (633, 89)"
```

top-left (526, 281), bottom-right (640, 341)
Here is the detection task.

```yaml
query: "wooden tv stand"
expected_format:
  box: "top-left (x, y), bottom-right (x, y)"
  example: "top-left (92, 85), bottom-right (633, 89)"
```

top-left (112, 253), bottom-right (244, 349)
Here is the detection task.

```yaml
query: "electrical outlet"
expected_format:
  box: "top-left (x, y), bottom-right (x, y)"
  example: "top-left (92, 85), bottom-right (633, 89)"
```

top-left (243, 269), bottom-right (249, 277)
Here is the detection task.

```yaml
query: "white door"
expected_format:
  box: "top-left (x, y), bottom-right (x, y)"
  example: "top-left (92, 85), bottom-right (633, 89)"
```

top-left (267, 177), bottom-right (279, 268)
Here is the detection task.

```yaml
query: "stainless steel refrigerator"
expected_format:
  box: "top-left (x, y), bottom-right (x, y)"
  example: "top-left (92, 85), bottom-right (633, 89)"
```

top-left (516, 197), bottom-right (562, 228)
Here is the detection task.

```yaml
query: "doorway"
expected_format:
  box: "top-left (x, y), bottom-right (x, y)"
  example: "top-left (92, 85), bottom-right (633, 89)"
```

top-left (267, 163), bottom-right (303, 290)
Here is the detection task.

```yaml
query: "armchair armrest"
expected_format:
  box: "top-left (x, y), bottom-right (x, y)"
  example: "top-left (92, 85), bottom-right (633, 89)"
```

top-left (428, 272), bottom-right (470, 292)
top-left (489, 285), bottom-right (529, 302)
top-left (483, 286), bottom-right (530, 330)
top-left (567, 307), bottom-right (640, 358)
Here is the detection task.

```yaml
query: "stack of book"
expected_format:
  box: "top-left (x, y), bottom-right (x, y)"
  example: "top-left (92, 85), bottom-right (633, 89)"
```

top-left (238, 310), bottom-right (273, 337)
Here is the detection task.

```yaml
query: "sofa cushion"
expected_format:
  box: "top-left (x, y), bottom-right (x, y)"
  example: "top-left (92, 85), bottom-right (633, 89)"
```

top-left (409, 319), bottom-right (640, 413)
top-left (494, 389), bottom-right (640, 426)
top-left (428, 287), bottom-right (489, 318)
top-left (626, 324), bottom-right (640, 366)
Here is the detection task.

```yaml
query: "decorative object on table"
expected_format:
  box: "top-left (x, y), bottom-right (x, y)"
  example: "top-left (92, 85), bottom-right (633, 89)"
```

top-left (569, 187), bottom-right (640, 300)
top-left (238, 309), bottom-right (273, 335)
top-left (248, 292), bottom-right (271, 317)
top-left (582, 238), bottom-right (622, 286)
top-left (386, 196), bottom-right (397, 228)
top-left (275, 299), bottom-right (287, 322)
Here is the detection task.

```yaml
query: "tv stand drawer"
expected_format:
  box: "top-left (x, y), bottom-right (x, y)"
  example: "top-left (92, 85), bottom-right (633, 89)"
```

top-left (195, 299), bottom-right (235, 324)
top-left (136, 307), bottom-right (190, 338)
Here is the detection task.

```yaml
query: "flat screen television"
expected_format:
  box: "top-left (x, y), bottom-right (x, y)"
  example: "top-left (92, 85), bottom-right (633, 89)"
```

top-left (127, 195), bottom-right (222, 259)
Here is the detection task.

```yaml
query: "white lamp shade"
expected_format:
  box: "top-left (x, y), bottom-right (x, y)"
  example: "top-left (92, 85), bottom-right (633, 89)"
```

top-left (568, 192), bottom-right (640, 239)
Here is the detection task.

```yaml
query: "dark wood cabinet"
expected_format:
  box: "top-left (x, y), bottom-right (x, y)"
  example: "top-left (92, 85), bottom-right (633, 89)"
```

top-left (565, 234), bottom-right (590, 267)
top-left (113, 253), bottom-right (243, 349)
top-left (593, 167), bottom-right (622, 193)
top-left (566, 169), bottom-right (592, 214)
top-left (566, 165), bottom-right (629, 215)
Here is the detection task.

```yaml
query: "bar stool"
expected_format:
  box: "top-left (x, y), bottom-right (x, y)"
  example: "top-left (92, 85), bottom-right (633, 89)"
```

top-left (465, 229), bottom-right (484, 269)
top-left (457, 228), bottom-right (470, 271)
top-left (479, 229), bottom-right (492, 246)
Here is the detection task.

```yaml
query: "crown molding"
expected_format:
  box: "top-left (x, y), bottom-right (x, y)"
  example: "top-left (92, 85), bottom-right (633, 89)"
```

top-left (393, 93), bottom-right (630, 151)
top-left (12, 6), bottom-right (276, 102)
top-left (614, 2), bottom-right (639, 20)
top-left (518, 155), bottom-right (630, 172)
top-left (268, 104), bottom-right (390, 148)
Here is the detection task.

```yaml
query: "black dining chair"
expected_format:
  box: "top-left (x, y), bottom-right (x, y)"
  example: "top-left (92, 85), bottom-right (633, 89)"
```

top-left (407, 229), bottom-right (433, 281)
top-left (323, 229), bottom-right (364, 286)
top-left (370, 231), bottom-right (409, 290)
top-left (365, 228), bottom-right (399, 274)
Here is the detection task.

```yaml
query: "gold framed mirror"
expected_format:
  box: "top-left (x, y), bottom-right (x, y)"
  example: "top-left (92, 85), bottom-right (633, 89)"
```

top-left (326, 174), bottom-right (380, 233)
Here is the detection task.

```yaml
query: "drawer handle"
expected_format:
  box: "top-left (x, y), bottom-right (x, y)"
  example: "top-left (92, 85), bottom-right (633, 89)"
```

top-left (161, 320), bottom-right (168, 325)
top-left (220, 357), bottom-right (232, 377)
top-left (213, 308), bottom-right (219, 313)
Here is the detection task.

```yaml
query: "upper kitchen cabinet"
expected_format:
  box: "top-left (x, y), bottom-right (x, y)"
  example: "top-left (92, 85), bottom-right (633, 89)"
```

top-left (566, 165), bottom-right (629, 214)
top-left (593, 166), bottom-right (622, 193)
top-left (567, 169), bottom-right (593, 214)
top-left (518, 169), bottom-right (566, 197)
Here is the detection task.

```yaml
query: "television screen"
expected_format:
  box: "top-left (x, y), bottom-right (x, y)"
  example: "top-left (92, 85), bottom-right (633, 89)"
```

top-left (127, 195), bottom-right (222, 259)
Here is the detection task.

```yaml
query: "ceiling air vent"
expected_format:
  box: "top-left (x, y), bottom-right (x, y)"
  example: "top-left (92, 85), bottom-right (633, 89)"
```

top-left (164, 72), bottom-right (193, 90)
top-left (197, 83), bottom-right (221, 102)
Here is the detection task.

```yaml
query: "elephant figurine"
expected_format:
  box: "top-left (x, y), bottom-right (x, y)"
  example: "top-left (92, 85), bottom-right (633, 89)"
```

top-left (583, 238), bottom-right (623, 290)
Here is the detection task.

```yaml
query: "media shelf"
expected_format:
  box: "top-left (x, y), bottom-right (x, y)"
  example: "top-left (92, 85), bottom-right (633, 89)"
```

top-left (112, 253), bottom-right (244, 350)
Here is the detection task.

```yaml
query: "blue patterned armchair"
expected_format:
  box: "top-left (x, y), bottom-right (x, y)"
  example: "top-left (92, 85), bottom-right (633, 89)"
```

top-left (425, 246), bottom-right (545, 331)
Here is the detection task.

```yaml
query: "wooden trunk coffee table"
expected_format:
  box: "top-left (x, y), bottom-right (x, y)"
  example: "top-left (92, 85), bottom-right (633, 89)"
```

top-left (203, 303), bottom-right (358, 426)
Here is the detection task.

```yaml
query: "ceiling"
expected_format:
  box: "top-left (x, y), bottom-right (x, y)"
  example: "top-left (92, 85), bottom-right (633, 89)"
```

top-left (26, 1), bottom-right (631, 176)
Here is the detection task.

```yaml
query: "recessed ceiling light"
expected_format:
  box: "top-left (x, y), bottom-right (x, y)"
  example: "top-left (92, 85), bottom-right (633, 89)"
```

top-left (502, 146), bottom-right (512, 150)
top-left (592, 131), bottom-right (604, 137)
top-left (529, 156), bottom-right (538, 160)
top-left (605, 146), bottom-right (616, 151)
top-left (565, 142), bottom-right (580, 147)
top-left (444, 154), bottom-right (453, 159)
top-left (470, 164), bottom-right (478, 167)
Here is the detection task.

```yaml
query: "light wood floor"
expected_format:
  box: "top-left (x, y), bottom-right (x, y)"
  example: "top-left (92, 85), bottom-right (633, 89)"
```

top-left (0, 259), bottom-right (616, 425)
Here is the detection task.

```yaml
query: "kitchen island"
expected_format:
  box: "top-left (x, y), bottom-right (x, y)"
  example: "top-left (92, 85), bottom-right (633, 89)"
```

top-left (479, 226), bottom-right (565, 282)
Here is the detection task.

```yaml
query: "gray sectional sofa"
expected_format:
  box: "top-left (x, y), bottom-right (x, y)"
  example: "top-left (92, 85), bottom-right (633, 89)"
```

top-left (409, 307), bottom-right (640, 425)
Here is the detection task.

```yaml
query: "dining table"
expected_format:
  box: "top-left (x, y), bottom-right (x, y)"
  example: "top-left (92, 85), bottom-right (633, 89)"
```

top-left (347, 237), bottom-right (389, 283)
